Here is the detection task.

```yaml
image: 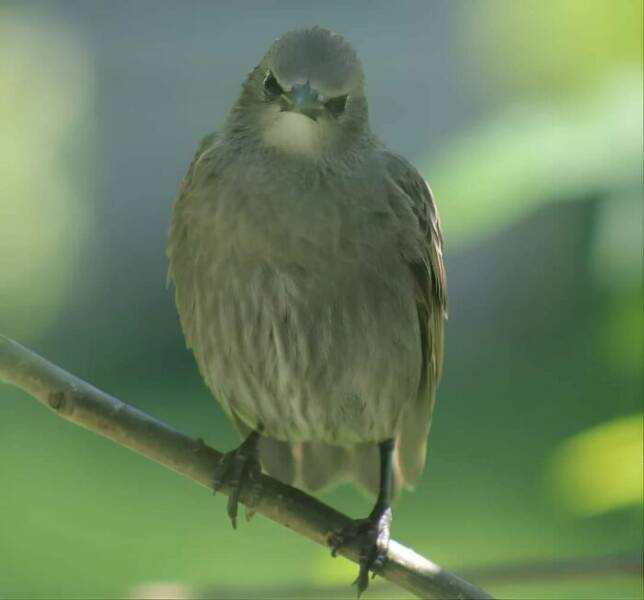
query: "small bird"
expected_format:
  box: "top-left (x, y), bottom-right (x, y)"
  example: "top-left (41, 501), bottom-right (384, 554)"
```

top-left (168, 27), bottom-right (446, 595)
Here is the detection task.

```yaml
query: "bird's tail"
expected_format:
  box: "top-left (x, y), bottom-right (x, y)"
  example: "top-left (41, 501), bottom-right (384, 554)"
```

top-left (259, 438), bottom-right (410, 500)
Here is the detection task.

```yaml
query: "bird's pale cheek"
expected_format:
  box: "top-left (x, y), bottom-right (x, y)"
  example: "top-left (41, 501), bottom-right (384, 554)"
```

top-left (262, 111), bottom-right (325, 157)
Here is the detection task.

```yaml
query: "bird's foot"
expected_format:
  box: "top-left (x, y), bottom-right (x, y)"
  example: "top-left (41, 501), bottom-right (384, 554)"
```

top-left (212, 431), bottom-right (261, 530)
top-left (328, 503), bottom-right (392, 597)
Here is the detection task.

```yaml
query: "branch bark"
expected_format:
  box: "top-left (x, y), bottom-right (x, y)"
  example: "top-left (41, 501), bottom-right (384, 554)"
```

top-left (0, 335), bottom-right (493, 600)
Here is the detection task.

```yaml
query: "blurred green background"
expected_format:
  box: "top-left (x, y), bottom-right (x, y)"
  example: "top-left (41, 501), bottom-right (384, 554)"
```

top-left (1, 1), bottom-right (642, 598)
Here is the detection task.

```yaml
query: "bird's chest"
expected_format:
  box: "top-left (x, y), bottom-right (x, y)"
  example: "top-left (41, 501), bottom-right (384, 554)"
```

top-left (189, 174), bottom-right (377, 338)
top-left (180, 170), bottom-right (416, 443)
top-left (203, 170), bottom-right (379, 266)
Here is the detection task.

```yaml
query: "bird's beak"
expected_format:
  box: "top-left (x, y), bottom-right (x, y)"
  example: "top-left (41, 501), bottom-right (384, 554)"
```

top-left (281, 81), bottom-right (323, 121)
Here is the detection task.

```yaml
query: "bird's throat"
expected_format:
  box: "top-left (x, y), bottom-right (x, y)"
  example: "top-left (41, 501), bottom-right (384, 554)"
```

top-left (263, 111), bottom-right (325, 158)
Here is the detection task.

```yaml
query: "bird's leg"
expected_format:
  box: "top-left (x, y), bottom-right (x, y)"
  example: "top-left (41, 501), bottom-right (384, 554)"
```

top-left (212, 427), bottom-right (262, 530)
top-left (328, 438), bottom-right (394, 597)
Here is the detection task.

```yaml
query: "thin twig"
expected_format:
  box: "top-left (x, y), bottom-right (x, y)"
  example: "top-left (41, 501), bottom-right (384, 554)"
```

top-left (0, 335), bottom-right (493, 600)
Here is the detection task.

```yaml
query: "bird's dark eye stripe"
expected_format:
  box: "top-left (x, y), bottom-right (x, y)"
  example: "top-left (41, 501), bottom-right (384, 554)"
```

top-left (325, 94), bottom-right (348, 116)
top-left (264, 71), bottom-right (284, 96)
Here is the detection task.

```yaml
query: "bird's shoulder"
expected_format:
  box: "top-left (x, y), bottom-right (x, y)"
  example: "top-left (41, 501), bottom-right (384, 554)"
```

top-left (180, 131), bottom-right (221, 190)
top-left (379, 149), bottom-right (447, 313)
top-left (379, 150), bottom-right (441, 240)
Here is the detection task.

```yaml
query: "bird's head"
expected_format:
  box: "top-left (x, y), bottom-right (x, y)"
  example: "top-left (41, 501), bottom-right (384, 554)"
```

top-left (230, 27), bottom-right (370, 159)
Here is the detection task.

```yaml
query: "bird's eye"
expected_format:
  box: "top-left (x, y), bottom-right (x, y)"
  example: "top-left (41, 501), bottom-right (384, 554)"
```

top-left (264, 71), bottom-right (284, 97)
top-left (325, 94), bottom-right (348, 117)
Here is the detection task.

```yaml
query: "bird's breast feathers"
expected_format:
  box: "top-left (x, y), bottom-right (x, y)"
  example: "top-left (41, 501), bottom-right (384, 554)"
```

top-left (170, 155), bottom-right (423, 443)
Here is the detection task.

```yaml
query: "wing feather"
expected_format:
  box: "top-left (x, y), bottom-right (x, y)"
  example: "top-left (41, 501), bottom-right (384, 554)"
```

top-left (385, 152), bottom-right (447, 487)
top-left (167, 132), bottom-right (218, 351)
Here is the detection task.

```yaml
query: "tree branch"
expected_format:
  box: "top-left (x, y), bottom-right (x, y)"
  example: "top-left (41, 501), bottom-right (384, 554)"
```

top-left (0, 335), bottom-right (493, 600)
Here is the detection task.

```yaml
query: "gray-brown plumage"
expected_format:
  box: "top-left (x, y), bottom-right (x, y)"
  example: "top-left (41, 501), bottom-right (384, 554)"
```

top-left (167, 27), bottom-right (446, 595)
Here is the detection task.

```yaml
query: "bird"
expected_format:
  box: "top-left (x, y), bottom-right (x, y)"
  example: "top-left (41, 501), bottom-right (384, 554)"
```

top-left (167, 27), bottom-right (447, 596)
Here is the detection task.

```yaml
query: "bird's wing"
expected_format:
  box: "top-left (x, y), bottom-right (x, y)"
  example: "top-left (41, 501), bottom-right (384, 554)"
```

top-left (384, 152), bottom-right (448, 488)
top-left (167, 131), bottom-right (218, 351)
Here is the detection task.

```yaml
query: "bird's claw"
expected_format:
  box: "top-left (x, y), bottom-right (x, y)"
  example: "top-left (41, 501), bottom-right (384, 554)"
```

top-left (212, 443), bottom-right (261, 530)
top-left (327, 506), bottom-right (392, 597)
